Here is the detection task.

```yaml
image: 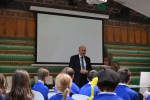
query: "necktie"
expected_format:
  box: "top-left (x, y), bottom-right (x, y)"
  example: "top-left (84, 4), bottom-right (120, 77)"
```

top-left (81, 57), bottom-right (85, 69)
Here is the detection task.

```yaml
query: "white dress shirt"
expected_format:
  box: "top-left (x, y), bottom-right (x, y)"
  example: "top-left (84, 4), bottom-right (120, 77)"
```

top-left (79, 54), bottom-right (86, 70)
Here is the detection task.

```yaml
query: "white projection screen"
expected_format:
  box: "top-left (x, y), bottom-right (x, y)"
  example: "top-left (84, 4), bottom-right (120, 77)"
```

top-left (36, 12), bottom-right (104, 65)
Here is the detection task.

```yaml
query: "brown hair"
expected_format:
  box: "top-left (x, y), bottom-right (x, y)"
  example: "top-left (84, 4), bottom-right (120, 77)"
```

top-left (37, 68), bottom-right (49, 80)
top-left (6, 69), bottom-right (34, 100)
top-left (88, 70), bottom-right (97, 81)
top-left (61, 67), bottom-right (74, 77)
top-left (118, 68), bottom-right (131, 83)
top-left (55, 73), bottom-right (72, 100)
top-left (0, 74), bottom-right (6, 99)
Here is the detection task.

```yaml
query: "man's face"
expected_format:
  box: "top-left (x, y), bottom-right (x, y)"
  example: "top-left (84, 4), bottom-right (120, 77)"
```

top-left (79, 46), bottom-right (86, 57)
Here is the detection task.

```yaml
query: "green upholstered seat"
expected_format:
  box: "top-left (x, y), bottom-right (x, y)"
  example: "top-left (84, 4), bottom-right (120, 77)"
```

top-left (0, 45), bottom-right (35, 51)
top-left (130, 76), bottom-right (140, 85)
top-left (104, 43), bottom-right (150, 52)
top-left (107, 49), bottom-right (138, 58)
top-left (129, 76), bottom-right (140, 93)
top-left (120, 66), bottom-right (150, 72)
top-left (107, 49), bottom-right (150, 59)
top-left (30, 78), bottom-right (35, 87)
top-left (0, 66), bottom-right (66, 73)
top-left (0, 54), bottom-right (35, 61)
top-left (0, 38), bottom-right (35, 43)
top-left (113, 57), bottom-right (150, 67)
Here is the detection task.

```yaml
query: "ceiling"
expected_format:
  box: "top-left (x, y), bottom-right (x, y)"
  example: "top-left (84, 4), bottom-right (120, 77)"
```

top-left (114, 0), bottom-right (150, 18)
top-left (0, 0), bottom-right (149, 24)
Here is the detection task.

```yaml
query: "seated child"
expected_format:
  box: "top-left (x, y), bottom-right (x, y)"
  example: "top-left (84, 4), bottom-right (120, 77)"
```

top-left (0, 74), bottom-right (6, 100)
top-left (54, 67), bottom-right (79, 96)
top-left (93, 68), bottom-right (123, 100)
top-left (114, 68), bottom-right (139, 100)
top-left (49, 73), bottom-right (74, 100)
top-left (32, 68), bottom-right (49, 100)
top-left (79, 70), bottom-right (100, 97)
top-left (6, 70), bottom-right (34, 100)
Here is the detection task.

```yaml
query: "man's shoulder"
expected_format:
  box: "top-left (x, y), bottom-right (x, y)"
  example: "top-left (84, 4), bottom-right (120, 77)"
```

top-left (71, 54), bottom-right (79, 57)
top-left (84, 55), bottom-right (90, 59)
top-left (70, 54), bottom-right (79, 59)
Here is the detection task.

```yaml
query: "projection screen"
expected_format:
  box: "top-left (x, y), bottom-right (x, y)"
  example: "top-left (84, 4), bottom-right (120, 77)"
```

top-left (36, 12), bottom-right (104, 65)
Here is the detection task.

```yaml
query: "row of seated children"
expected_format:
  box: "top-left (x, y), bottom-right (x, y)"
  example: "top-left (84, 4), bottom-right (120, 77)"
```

top-left (50, 68), bottom-right (137, 100)
top-left (51, 68), bottom-right (146, 100)
top-left (0, 67), bottom-right (150, 100)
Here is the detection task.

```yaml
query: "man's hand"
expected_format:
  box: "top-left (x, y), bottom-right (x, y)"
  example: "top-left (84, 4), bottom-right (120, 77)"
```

top-left (80, 70), bottom-right (88, 74)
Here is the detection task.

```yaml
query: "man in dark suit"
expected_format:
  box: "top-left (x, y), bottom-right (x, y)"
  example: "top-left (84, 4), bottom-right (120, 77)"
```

top-left (69, 46), bottom-right (92, 88)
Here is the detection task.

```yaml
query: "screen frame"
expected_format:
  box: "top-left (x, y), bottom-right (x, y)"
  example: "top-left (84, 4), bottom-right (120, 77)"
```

top-left (35, 11), bottom-right (104, 65)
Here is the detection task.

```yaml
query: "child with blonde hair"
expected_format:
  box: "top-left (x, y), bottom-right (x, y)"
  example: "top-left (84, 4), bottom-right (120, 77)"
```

top-left (49, 73), bottom-right (74, 100)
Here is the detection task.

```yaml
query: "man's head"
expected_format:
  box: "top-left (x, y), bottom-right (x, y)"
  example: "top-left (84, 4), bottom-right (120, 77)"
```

top-left (88, 70), bottom-right (97, 82)
top-left (37, 68), bottom-right (49, 82)
top-left (79, 46), bottom-right (86, 57)
top-left (118, 68), bottom-right (131, 84)
top-left (94, 68), bottom-right (120, 92)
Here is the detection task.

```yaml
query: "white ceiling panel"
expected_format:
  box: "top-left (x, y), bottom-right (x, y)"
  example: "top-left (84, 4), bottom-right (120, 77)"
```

top-left (114, 0), bottom-right (150, 17)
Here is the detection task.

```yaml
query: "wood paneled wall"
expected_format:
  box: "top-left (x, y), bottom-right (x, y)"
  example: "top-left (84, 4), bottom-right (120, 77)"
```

top-left (104, 20), bottom-right (150, 46)
top-left (0, 9), bottom-right (150, 46)
top-left (0, 9), bottom-right (35, 39)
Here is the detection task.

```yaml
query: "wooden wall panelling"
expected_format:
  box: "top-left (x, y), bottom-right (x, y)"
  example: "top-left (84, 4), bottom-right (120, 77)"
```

top-left (121, 22), bottom-right (128, 43)
top-left (128, 23), bottom-right (135, 44)
top-left (16, 19), bottom-right (26, 37)
top-left (0, 17), bottom-right (4, 36)
top-left (148, 25), bottom-right (150, 44)
top-left (114, 21), bottom-right (121, 42)
top-left (135, 24), bottom-right (141, 44)
top-left (16, 12), bottom-right (26, 38)
top-left (104, 20), bottom-right (107, 42)
top-left (5, 10), bottom-right (16, 37)
top-left (104, 26), bottom-right (107, 42)
top-left (107, 21), bottom-right (114, 42)
top-left (0, 9), bottom-right (5, 36)
top-left (27, 12), bottom-right (36, 39)
top-left (141, 24), bottom-right (147, 44)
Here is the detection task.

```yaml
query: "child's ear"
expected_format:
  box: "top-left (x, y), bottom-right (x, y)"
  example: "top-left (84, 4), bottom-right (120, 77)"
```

top-left (44, 77), bottom-right (48, 82)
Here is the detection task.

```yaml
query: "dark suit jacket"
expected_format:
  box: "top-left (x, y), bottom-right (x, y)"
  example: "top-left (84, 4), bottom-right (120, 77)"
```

top-left (69, 54), bottom-right (92, 86)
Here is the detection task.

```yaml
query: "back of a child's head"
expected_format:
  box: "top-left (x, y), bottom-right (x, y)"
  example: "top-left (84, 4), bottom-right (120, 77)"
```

top-left (37, 68), bottom-right (49, 80)
top-left (61, 67), bottom-right (74, 78)
top-left (6, 69), bottom-right (34, 100)
top-left (118, 68), bottom-right (131, 83)
top-left (94, 68), bottom-right (120, 92)
top-left (55, 73), bottom-right (72, 100)
top-left (0, 74), bottom-right (6, 99)
top-left (88, 70), bottom-right (97, 81)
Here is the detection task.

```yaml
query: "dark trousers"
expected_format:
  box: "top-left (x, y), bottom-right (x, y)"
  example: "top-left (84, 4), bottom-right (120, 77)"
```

top-left (78, 74), bottom-right (88, 88)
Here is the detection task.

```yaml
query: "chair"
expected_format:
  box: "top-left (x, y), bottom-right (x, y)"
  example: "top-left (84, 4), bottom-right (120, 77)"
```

top-left (48, 93), bottom-right (56, 99)
top-left (34, 76), bottom-right (38, 83)
top-left (72, 94), bottom-right (90, 100)
top-left (6, 76), bottom-right (12, 91)
top-left (139, 72), bottom-right (150, 93)
top-left (32, 90), bottom-right (44, 100)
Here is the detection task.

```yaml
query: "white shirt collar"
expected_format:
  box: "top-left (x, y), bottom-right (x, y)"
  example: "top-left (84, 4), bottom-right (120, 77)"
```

top-left (119, 83), bottom-right (128, 87)
top-left (88, 82), bottom-right (92, 84)
top-left (100, 92), bottom-right (116, 95)
top-left (57, 91), bottom-right (69, 96)
top-left (79, 54), bottom-right (84, 58)
top-left (38, 80), bottom-right (44, 84)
